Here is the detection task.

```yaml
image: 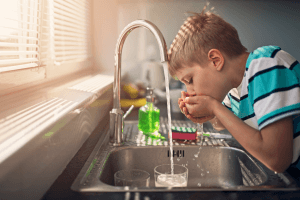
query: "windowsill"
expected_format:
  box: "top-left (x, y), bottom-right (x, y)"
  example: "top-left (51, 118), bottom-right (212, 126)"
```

top-left (0, 68), bottom-right (118, 165)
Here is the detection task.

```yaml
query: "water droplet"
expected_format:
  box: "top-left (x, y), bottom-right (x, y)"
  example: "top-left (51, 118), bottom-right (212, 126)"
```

top-left (201, 168), bottom-right (204, 171)
top-left (275, 171), bottom-right (278, 174)
top-left (177, 158), bottom-right (180, 161)
top-left (194, 154), bottom-right (198, 158)
top-left (197, 183), bottom-right (201, 187)
top-left (207, 171), bottom-right (209, 174)
top-left (201, 173), bottom-right (205, 176)
top-left (197, 164), bottom-right (200, 168)
top-left (186, 164), bottom-right (188, 166)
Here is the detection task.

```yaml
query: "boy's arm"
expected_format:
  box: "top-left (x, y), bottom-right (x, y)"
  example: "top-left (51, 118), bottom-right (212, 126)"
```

top-left (211, 100), bottom-right (293, 173)
top-left (210, 90), bottom-right (234, 131)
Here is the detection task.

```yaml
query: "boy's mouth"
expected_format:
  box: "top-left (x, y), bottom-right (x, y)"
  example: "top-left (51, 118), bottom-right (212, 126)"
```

top-left (188, 93), bottom-right (205, 97)
top-left (186, 93), bottom-right (196, 97)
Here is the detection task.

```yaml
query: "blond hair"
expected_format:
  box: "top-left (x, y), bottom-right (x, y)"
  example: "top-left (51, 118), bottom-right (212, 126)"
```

top-left (168, 5), bottom-right (247, 78)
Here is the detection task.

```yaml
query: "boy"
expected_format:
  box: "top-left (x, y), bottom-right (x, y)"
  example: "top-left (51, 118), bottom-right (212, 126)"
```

top-left (168, 6), bottom-right (300, 173)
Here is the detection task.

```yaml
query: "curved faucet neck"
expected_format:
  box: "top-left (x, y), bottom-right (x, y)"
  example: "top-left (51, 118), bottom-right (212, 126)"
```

top-left (113, 20), bottom-right (168, 109)
top-left (110, 20), bottom-right (168, 146)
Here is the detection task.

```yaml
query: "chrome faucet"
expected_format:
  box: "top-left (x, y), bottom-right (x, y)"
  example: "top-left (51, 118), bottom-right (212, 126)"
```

top-left (109, 20), bottom-right (168, 146)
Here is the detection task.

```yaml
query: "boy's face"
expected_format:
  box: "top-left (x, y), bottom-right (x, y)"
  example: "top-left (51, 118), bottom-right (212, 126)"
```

top-left (175, 62), bottom-right (229, 102)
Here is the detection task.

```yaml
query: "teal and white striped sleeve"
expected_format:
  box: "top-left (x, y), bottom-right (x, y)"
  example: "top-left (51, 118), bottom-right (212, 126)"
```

top-left (247, 46), bottom-right (300, 130)
top-left (222, 93), bottom-right (232, 112)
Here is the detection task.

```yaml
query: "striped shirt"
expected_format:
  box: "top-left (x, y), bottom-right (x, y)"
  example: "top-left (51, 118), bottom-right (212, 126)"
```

top-left (222, 45), bottom-right (300, 168)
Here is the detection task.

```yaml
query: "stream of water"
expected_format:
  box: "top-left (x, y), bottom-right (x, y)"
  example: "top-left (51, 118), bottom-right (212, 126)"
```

top-left (162, 62), bottom-right (174, 174)
top-left (161, 63), bottom-right (206, 186)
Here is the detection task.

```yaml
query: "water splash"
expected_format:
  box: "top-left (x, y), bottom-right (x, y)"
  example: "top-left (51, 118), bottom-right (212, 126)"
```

top-left (197, 123), bottom-right (204, 146)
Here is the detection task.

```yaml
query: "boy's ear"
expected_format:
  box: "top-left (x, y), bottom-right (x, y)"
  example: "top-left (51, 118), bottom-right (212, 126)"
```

top-left (207, 49), bottom-right (225, 71)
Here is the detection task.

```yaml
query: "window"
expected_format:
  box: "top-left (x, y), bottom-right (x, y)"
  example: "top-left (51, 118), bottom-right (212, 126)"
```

top-left (0, 0), bottom-right (92, 95)
top-left (0, 0), bottom-right (39, 73)
top-left (52, 0), bottom-right (91, 64)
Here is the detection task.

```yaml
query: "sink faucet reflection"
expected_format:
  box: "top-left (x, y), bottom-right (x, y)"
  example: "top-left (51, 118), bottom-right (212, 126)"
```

top-left (109, 20), bottom-right (168, 146)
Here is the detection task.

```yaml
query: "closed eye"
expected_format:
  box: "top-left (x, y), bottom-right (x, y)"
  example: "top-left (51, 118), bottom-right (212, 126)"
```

top-left (181, 76), bottom-right (193, 85)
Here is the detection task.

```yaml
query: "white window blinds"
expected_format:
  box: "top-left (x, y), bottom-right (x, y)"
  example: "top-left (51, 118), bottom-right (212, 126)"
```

top-left (52, 0), bottom-right (91, 65)
top-left (0, 0), bottom-right (40, 73)
top-left (0, 0), bottom-right (92, 77)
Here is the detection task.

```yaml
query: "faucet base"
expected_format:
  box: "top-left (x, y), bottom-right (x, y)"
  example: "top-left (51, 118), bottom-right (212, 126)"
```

top-left (109, 109), bottom-right (124, 146)
top-left (111, 142), bottom-right (124, 147)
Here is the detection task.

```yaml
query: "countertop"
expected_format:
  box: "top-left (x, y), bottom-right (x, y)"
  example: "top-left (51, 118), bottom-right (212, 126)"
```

top-left (42, 102), bottom-right (300, 200)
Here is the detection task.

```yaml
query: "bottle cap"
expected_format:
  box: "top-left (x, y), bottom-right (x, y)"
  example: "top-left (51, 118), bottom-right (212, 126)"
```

top-left (146, 87), bottom-right (155, 102)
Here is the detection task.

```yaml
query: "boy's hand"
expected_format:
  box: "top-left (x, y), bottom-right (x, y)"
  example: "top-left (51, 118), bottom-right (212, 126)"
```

top-left (184, 95), bottom-right (215, 123)
top-left (178, 91), bottom-right (188, 115)
top-left (177, 91), bottom-right (214, 123)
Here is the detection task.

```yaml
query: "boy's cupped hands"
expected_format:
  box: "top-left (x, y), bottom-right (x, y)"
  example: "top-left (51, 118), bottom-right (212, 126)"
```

top-left (178, 91), bottom-right (215, 123)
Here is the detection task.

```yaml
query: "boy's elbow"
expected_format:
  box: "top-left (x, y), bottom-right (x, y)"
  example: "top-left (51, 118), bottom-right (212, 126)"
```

top-left (265, 156), bottom-right (292, 173)
top-left (267, 164), bottom-right (288, 173)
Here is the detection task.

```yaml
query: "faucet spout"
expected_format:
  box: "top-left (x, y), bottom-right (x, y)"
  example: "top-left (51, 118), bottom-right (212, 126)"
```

top-left (114, 20), bottom-right (168, 110)
top-left (110, 20), bottom-right (168, 146)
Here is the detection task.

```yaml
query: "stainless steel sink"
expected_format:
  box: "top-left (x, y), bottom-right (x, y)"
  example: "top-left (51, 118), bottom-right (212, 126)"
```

top-left (99, 146), bottom-right (266, 188)
top-left (71, 120), bottom-right (300, 192)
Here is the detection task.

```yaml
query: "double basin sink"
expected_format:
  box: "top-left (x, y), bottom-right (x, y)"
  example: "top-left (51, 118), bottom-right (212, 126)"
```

top-left (71, 120), bottom-right (299, 192)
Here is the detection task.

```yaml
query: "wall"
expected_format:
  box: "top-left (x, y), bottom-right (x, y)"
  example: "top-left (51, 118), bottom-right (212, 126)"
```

top-left (92, 0), bottom-right (149, 80)
top-left (92, 0), bottom-right (119, 75)
top-left (0, 87), bottom-right (113, 200)
top-left (92, 0), bottom-right (300, 82)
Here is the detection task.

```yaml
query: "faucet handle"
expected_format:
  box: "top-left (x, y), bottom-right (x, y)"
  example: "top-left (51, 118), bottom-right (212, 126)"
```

top-left (123, 105), bottom-right (134, 120)
top-left (122, 105), bottom-right (134, 132)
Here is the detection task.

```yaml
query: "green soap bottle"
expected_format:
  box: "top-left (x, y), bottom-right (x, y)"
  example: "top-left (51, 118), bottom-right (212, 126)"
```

top-left (138, 88), bottom-right (160, 138)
